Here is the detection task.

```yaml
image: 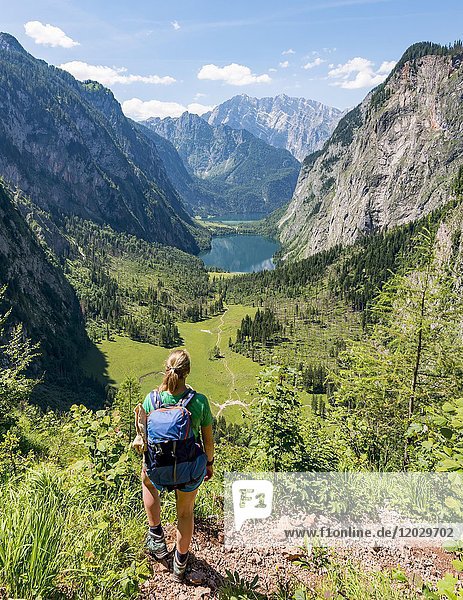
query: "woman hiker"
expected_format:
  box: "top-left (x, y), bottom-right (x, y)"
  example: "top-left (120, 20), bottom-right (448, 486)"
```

top-left (140, 349), bottom-right (215, 582)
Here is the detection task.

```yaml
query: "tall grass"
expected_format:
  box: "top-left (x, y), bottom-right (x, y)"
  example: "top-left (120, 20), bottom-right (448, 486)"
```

top-left (0, 463), bottom-right (148, 599)
top-left (0, 467), bottom-right (68, 599)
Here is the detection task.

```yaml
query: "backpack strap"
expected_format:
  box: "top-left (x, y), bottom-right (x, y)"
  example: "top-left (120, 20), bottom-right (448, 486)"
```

top-left (178, 389), bottom-right (196, 408)
top-left (149, 390), bottom-right (163, 411)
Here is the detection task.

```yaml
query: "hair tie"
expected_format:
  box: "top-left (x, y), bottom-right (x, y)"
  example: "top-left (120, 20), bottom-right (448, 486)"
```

top-left (169, 367), bottom-right (176, 375)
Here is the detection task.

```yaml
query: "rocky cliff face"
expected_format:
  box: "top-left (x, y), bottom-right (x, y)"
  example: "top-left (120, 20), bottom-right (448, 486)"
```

top-left (143, 112), bottom-right (300, 215)
top-left (204, 94), bottom-right (343, 161)
top-left (0, 181), bottom-right (87, 386)
top-left (0, 33), bottom-right (199, 253)
top-left (279, 44), bottom-right (463, 259)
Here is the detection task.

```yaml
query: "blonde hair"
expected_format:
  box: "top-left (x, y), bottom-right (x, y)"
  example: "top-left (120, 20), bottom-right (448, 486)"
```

top-left (159, 349), bottom-right (191, 394)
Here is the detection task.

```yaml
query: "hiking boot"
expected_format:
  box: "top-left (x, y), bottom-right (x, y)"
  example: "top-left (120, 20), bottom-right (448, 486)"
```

top-left (172, 550), bottom-right (189, 582)
top-left (145, 530), bottom-right (169, 561)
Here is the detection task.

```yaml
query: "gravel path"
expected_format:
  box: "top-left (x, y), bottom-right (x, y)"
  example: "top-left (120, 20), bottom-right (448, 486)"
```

top-left (139, 518), bottom-right (457, 599)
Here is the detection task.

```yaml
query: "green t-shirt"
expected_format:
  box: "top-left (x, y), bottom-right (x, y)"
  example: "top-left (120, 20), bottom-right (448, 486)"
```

top-left (143, 388), bottom-right (213, 441)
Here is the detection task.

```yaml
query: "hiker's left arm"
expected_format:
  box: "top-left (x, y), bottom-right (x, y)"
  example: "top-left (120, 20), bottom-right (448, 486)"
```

top-left (201, 424), bottom-right (214, 480)
top-left (201, 424), bottom-right (214, 462)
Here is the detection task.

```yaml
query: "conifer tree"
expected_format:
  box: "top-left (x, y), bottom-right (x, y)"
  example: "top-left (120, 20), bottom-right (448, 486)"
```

top-left (249, 366), bottom-right (305, 471)
top-left (330, 230), bottom-right (463, 468)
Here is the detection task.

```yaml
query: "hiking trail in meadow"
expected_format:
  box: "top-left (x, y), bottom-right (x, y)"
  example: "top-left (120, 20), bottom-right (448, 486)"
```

top-left (212, 308), bottom-right (248, 418)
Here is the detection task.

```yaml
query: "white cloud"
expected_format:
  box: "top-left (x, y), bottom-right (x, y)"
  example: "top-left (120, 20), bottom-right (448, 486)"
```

top-left (279, 60), bottom-right (289, 69)
top-left (302, 57), bottom-right (325, 70)
top-left (328, 57), bottom-right (396, 89)
top-left (59, 61), bottom-right (176, 85)
top-left (377, 60), bottom-right (397, 75)
top-left (171, 20), bottom-right (181, 31)
top-left (268, 68), bottom-right (278, 73)
top-left (24, 20), bottom-right (79, 48)
top-left (122, 98), bottom-right (214, 121)
top-left (282, 48), bottom-right (296, 55)
top-left (187, 102), bottom-right (213, 115)
top-left (197, 63), bottom-right (271, 86)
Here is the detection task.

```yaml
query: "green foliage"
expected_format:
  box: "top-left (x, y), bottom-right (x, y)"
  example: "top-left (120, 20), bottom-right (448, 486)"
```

top-left (415, 397), bottom-right (463, 472)
top-left (0, 468), bottom-right (68, 599)
top-left (290, 535), bottom-right (331, 572)
top-left (67, 405), bottom-right (134, 492)
top-left (453, 165), bottom-right (463, 198)
top-left (315, 560), bottom-right (421, 599)
top-left (219, 570), bottom-right (264, 600)
top-left (249, 367), bottom-right (305, 471)
top-left (113, 376), bottom-right (142, 443)
top-left (0, 287), bottom-right (39, 431)
top-left (327, 104), bottom-right (363, 148)
top-left (235, 308), bottom-right (281, 348)
top-left (331, 230), bottom-right (463, 468)
top-left (209, 344), bottom-right (222, 360)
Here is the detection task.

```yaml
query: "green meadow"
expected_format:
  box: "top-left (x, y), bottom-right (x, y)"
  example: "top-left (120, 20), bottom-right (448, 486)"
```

top-left (82, 304), bottom-right (260, 422)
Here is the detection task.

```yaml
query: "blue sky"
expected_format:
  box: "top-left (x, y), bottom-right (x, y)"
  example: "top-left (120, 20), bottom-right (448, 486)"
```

top-left (2, 0), bottom-right (462, 119)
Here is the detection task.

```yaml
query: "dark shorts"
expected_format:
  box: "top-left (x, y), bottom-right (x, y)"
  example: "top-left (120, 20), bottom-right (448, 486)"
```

top-left (142, 460), bottom-right (207, 493)
top-left (152, 467), bottom-right (206, 493)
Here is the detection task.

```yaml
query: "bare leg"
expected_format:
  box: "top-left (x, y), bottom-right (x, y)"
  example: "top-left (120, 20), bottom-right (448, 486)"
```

top-left (175, 488), bottom-right (198, 554)
top-left (142, 470), bottom-right (162, 527)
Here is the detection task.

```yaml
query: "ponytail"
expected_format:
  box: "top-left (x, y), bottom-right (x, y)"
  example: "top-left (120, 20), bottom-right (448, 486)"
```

top-left (159, 349), bottom-right (191, 394)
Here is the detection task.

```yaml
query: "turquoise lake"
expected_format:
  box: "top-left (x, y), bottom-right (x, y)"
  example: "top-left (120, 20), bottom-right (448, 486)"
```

top-left (199, 234), bottom-right (279, 273)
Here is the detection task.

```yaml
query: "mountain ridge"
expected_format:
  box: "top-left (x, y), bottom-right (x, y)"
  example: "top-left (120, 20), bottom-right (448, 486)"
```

top-left (204, 93), bottom-right (343, 161)
top-left (278, 41), bottom-right (463, 258)
top-left (0, 33), bottom-right (201, 254)
top-left (143, 112), bottom-right (300, 216)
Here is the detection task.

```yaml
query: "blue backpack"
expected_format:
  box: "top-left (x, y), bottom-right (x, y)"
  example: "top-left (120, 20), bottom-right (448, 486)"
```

top-left (144, 388), bottom-right (207, 491)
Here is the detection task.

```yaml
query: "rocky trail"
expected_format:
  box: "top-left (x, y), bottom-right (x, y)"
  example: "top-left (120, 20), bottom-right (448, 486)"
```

top-left (139, 517), bottom-right (457, 599)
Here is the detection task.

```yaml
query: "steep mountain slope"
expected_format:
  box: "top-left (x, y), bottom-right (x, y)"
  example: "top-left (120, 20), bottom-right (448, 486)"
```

top-left (133, 121), bottom-right (219, 217)
top-left (143, 112), bottom-right (300, 215)
top-left (0, 33), bottom-right (200, 253)
top-left (279, 42), bottom-right (463, 258)
top-left (0, 180), bottom-right (92, 405)
top-left (204, 94), bottom-right (343, 161)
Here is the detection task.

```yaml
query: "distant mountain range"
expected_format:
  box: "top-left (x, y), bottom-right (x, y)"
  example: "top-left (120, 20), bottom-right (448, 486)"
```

top-left (0, 32), bottom-right (200, 253)
top-left (279, 42), bottom-right (463, 258)
top-left (204, 94), bottom-right (343, 161)
top-left (142, 112), bottom-right (301, 216)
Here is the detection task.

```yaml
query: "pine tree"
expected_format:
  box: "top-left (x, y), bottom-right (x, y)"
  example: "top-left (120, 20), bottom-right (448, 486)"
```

top-left (330, 230), bottom-right (463, 469)
top-left (249, 366), bottom-right (305, 471)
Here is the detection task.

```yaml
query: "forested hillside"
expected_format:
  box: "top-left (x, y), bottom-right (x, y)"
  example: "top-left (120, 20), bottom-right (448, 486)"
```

top-left (142, 112), bottom-right (300, 216)
top-left (0, 181), bottom-right (98, 408)
top-left (0, 33), bottom-right (202, 253)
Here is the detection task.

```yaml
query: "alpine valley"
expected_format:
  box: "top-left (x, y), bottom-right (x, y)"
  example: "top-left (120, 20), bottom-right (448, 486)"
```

top-left (2, 28), bottom-right (463, 599)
